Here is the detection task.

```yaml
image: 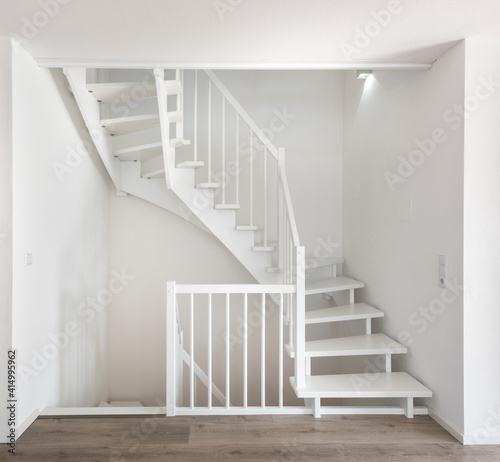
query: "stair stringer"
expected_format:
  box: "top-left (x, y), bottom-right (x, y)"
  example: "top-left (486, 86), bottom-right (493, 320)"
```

top-left (121, 162), bottom-right (279, 284)
top-left (170, 168), bottom-right (280, 284)
top-left (64, 67), bottom-right (122, 188)
top-left (120, 162), bottom-right (209, 233)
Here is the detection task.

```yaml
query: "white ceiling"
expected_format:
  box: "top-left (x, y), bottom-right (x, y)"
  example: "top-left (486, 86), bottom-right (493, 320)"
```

top-left (2, 0), bottom-right (500, 65)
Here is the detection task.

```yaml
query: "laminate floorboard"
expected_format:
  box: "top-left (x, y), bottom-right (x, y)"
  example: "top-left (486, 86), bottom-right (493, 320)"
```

top-left (1, 415), bottom-right (500, 461)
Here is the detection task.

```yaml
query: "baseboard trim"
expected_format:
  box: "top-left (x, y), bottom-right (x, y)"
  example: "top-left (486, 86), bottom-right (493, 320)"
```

top-left (41, 407), bottom-right (166, 417)
top-left (321, 405), bottom-right (428, 416)
top-left (463, 434), bottom-right (500, 445)
top-left (16, 408), bottom-right (39, 439)
top-left (428, 407), bottom-right (464, 444)
top-left (40, 405), bottom-right (428, 418)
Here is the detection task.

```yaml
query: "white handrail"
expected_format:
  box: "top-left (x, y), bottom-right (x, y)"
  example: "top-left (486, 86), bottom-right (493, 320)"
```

top-left (175, 284), bottom-right (295, 294)
top-left (278, 149), bottom-right (300, 247)
top-left (204, 70), bottom-right (279, 160)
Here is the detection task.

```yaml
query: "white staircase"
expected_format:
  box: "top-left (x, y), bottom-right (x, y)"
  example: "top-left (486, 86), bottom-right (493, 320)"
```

top-left (64, 66), bottom-right (431, 418)
top-left (288, 259), bottom-right (431, 417)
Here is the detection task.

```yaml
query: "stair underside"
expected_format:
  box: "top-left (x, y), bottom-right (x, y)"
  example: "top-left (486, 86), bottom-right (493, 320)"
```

top-left (87, 82), bottom-right (157, 102)
top-left (305, 276), bottom-right (365, 295)
top-left (306, 303), bottom-right (384, 324)
top-left (290, 372), bottom-right (432, 399)
top-left (114, 142), bottom-right (162, 161)
top-left (87, 80), bottom-right (181, 103)
top-left (286, 333), bottom-right (407, 358)
top-left (101, 114), bottom-right (160, 136)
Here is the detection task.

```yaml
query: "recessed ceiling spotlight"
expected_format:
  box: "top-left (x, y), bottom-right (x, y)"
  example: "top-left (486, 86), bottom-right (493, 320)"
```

top-left (356, 70), bottom-right (372, 80)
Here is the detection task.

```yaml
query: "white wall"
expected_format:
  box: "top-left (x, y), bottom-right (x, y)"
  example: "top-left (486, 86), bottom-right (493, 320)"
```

top-left (463, 37), bottom-right (500, 444)
top-left (12, 44), bottom-right (110, 425)
top-left (0, 37), bottom-right (13, 444)
top-left (343, 42), bottom-right (465, 433)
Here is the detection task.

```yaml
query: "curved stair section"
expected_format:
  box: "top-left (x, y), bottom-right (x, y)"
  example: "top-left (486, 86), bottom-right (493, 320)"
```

top-left (65, 68), bottom-right (280, 284)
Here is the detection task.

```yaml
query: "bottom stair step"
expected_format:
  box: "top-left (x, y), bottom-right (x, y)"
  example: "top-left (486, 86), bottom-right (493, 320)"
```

top-left (290, 372), bottom-right (432, 399)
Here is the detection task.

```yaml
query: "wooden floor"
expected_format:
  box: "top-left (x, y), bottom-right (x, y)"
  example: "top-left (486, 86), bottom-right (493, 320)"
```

top-left (2, 415), bottom-right (500, 461)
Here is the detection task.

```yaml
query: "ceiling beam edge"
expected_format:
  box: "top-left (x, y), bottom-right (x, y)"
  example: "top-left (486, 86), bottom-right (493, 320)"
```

top-left (36, 59), bottom-right (434, 70)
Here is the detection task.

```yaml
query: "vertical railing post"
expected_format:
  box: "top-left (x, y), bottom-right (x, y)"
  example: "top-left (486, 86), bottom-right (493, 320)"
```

top-left (222, 95), bottom-right (226, 204)
top-left (154, 68), bottom-right (173, 189)
top-left (263, 148), bottom-right (268, 246)
top-left (249, 133), bottom-right (254, 226)
top-left (166, 281), bottom-right (177, 416)
top-left (278, 148), bottom-right (285, 280)
top-left (294, 247), bottom-right (306, 389)
top-left (194, 70), bottom-right (198, 162)
top-left (176, 69), bottom-right (184, 141)
top-left (207, 79), bottom-right (212, 183)
top-left (236, 115), bottom-right (240, 205)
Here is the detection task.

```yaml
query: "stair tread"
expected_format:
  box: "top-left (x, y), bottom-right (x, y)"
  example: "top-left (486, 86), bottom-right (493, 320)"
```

top-left (114, 142), bottom-right (162, 161)
top-left (267, 267), bottom-right (282, 273)
top-left (306, 303), bottom-right (384, 324)
top-left (285, 333), bottom-right (407, 358)
top-left (290, 372), bottom-right (432, 398)
top-left (170, 138), bottom-right (191, 148)
top-left (177, 161), bottom-right (204, 169)
top-left (142, 170), bottom-right (165, 179)
top-left (196, 183), bottom-right (220, 189)
top-left (101, 114), bottom-right (160, 136)
top-left (305, 256), bottom-right (344, 270)
top-left (167, 111), bottom-right (182, 123)
top-left (215, 204), bottom-right (240, 210)
top-left (163, 80), bottom-right (183, 95)
top-left (305, 276), bottom-right (364, 295)
top-left (88, 82), bottom-right (157, 103)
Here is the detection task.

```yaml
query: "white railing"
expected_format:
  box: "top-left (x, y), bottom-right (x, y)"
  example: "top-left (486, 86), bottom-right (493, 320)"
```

top-left (164, 69), bottom-right (306, 413)
top-left (166, 282), bottom-right (297, 415)
top-left (174, 69), bottom-right (279, 246)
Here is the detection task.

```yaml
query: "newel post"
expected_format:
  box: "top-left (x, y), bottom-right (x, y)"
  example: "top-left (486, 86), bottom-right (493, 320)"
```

top-left (166, 281), bottom-right (177, 416)
top-left (294, 246), bottom-right (306, 389)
